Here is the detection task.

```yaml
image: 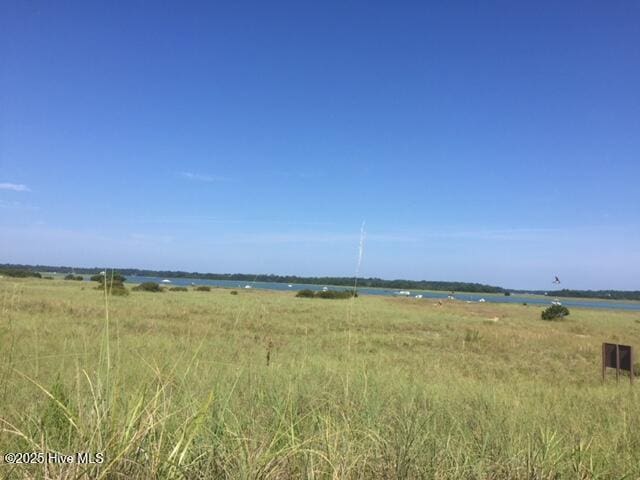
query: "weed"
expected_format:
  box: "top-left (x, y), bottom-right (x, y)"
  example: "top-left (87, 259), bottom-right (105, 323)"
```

top-left (132, 282), bottom-right (163, 292)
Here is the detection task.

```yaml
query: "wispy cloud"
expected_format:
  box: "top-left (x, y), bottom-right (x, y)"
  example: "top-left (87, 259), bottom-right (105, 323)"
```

top-left (0, 200), bottom-right (39, 210)
top-left (0, 182), bottom-right (30, 192)
top-left (178, 172), bottom-right (228, 182)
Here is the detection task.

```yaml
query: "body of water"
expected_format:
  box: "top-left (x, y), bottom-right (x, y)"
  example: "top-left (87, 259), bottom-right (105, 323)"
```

top-left (120, 275), bottom-right (640, 312)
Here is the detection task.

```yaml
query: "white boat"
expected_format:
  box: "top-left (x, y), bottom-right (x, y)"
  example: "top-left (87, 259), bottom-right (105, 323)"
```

top-left (244, 285), bottom-right (253, 289)
top-left (322, 286), bottom-right (329, 292)
top-left (395, 291), bottom-right (411, 296)
top-left (478, 298), bottom-right (486, 303)
top-left (288, 284), bottom-right (293, 288)
top-left (551, 300), bottom-right (562, 306)
top-left (161, 279), bottom-right (171, 283)
top-left (415, 294), bottom-right (423, 299)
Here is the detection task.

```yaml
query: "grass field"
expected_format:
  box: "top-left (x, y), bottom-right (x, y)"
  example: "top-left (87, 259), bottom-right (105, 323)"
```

top-left (1, 278), bottom-right (639, 479)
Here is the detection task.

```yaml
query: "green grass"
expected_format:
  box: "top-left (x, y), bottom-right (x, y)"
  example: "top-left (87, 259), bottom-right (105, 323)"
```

top-left (1, 277), bottom-right (640, 479)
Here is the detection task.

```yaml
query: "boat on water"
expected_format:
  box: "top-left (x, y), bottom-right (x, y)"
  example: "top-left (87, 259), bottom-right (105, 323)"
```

top-left (322, 286), bottom-right (329, 292)
top-left (479, 298), bottom-right (486, 303)
top-left (244, 285), bottom-right (253, 289)
top-left (161, 279), bottom-right (171, 283)
top-left (288, 284), bottom-right (293, 288)
top-left (395, 291), bottom-right (411, 296)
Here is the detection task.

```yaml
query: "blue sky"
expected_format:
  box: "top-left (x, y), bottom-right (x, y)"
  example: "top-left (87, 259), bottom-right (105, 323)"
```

top-left (1, 1), bottom-right (639, 290)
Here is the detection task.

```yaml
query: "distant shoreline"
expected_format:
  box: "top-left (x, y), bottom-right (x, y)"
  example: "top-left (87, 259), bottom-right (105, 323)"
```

top-left (1, 262), bottom-right (639, 301)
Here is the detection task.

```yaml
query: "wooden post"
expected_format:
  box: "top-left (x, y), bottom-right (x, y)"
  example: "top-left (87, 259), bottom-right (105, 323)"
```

top-left (631, 347), bottom-right (635, 385)
top-left (616, 344), bottom-right (620, 383)
top-left (602, 343), bottom-right (606, 382)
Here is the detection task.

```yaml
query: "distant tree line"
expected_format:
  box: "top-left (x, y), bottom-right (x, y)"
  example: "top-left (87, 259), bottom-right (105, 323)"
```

top-left (530, 289), bottom-right (640, 302)
top-left (0, 264), bottom-right (506, 293)
top-left (0, 267), bottom-right (42, 278)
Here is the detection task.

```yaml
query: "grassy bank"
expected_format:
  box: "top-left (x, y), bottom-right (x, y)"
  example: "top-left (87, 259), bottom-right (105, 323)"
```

top-left (1, 278), bottom-right (639, 479)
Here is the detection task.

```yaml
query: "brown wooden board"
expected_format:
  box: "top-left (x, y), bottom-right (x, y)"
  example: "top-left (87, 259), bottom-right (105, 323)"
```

top-left (603, 343), bottom-right (617, 368)
top-left (602, 343), bottom-right (634, 384)
top-left (619, 345), bottom-right (632, 371)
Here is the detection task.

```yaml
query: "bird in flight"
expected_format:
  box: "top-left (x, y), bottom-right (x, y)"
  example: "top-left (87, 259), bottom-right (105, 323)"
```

top-left (553, 276), bottom-right (561, 284)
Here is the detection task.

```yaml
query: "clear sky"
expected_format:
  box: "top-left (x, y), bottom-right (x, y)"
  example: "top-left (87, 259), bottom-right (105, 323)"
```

top-left (1, 1), bottom-right (639, 290)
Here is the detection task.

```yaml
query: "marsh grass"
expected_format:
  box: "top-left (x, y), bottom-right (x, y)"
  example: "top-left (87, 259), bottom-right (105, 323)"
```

top-left (0, 278), bottom-right (639, 478)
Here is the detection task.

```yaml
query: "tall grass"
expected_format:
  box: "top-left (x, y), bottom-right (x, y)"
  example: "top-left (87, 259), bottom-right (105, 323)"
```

top-left (1, 277), bottom-right (639, 478)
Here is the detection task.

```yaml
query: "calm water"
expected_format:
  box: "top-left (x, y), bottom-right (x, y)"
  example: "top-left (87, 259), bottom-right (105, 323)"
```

top-left (119, 275), bottom-right (640, 312)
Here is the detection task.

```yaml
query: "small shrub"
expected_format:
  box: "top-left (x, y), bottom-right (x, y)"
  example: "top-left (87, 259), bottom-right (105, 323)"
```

top-left (194, 285), bottom-right (211, 292)
top-left (91, 273), bottom-right (126, 284)
top-left (109, 284), bottom-right (129, 296)
top-left (296, 289), bottom-right (356, 299)
top-left (230, 290), bottom-right (238, 295)
top-left (92, 272), bottom-right (128, 295)
top-left (43, 276), bottom-right (54, 280)
top-left (64, 274), bottom-right (83, 281)
top-left (541, 304), bottom-right (570, 321)
top-left (316, 289), bottom-right (355, 299)
top-left (296, 289), bottom-right (316, 298)
top-left (132, 282), bottom-right (163, 292)
top-left (634, 362), bottom-right (640, 377)
top-left (504, 292), bottom-right (511, 296)
top-left (0, 269), bottom-right (41, 278)
top-left (169, 286), bottom-right (188, 292)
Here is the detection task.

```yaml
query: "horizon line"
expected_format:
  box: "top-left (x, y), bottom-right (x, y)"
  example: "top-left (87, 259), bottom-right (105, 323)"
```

top-left (2, 262), bottom-right (639, 293)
